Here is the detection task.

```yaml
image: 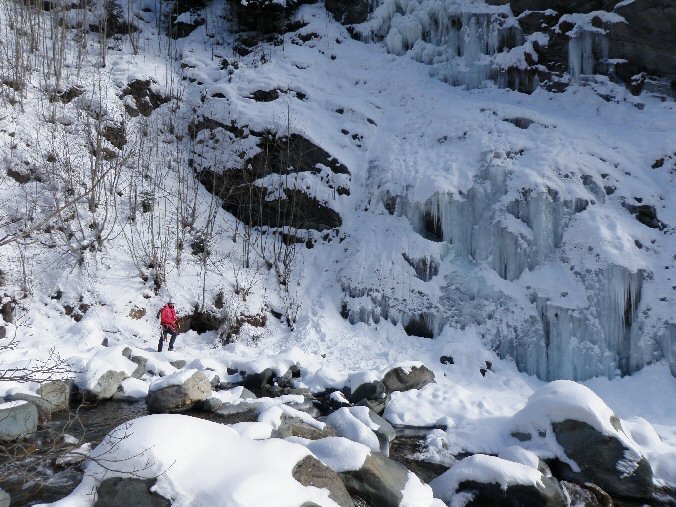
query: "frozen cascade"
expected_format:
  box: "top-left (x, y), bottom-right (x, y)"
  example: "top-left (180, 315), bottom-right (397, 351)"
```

top-left (568, 30), bottom-right (609, 81)
top-left (361, 0), bottom-right (528, 90)
top-left (339, 166), bottom-right (674, 380)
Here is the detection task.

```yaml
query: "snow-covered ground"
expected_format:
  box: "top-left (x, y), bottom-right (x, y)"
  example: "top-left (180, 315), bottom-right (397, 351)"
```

top-left (0, 0), bottom-right (675, 504)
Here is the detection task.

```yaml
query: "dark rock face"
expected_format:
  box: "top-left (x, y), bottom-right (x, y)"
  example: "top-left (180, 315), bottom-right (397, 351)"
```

top-left (551, 419), bottom-right (653, 499)
top-left (560, 481), bottom-right (606, 507)
top-left (348, 380), bottom-right (386, 403)
top-left (454, 477), bottom-right (566, 507)
top-left (199, 133), bottom-right (346, 231)
top-left (623, 203), bottom-right (667, 230)
top-left (293, 456), bottom-right (355, 507)
top-left (120, 80), bottom-right (170, 117)
top-left (340, 453), bottom-right (409, 507)
top-left (230, 0), bottom-right (306, 34)
top-left (382, 365), bottom-right (435, 393)
top-left (94, 478), bottom-right (170, 507)
top-left (325, 0), bottom-right (371, 25)
top-left (608, 0), bottom-right (676, 85)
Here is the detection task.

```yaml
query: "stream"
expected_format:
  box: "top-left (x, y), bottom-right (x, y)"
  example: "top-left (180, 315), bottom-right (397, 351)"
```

top-left (0, 400), bottom-right (444, 506)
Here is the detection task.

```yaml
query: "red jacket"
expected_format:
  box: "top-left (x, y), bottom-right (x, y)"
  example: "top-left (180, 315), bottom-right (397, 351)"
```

top-left (161, 304), bottom-right (178, 331)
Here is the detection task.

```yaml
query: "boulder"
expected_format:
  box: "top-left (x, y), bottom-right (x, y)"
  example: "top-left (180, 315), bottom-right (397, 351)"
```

top-left (93, 478), bottom-right (170, 507)
top-left (146, 370), bottom-right (212, 413)
top-left (340, 453), bottom-right (410, 507)
top-left (348, 380), bottom-right (385, 403)
top-left (560, 481), bottom-right (607, 507)
top-left (0, 488), bottom-right (9, 507)
top-left (552, 418), bottom-right (653, 499)
top-left (292, 455), bottom-right (355, 507)
top-left (511, 380), bottom-right (654, 500)
top-left (6, 392), bottom-right (55, 422)
top-left (85, 371), bottom-right (128, 401)
top-left (129, 355), bottom-right (148, 379)
top-left (275, 415), bottom-right (337, 440)
top-left (242, 368), bottom-right (276, 391)
top-left (0, 401), bottom-right (38, 440)
top-left (430, 454), bottom-right (566, 507)
top-left (325, 406), bottom-right (395, 455)
top-left (382, 365), bottom-right (435, 393)
top-left (169, 359), bottom-right (186, 369)
top-left (199, 397), bottom-right (223, 412)
top-left (38, 380), bottom-right (71, 412)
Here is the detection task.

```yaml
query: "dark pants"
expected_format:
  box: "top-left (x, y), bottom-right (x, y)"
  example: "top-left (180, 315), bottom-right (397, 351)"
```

top-left (158, 327), bottom-right (177, 352)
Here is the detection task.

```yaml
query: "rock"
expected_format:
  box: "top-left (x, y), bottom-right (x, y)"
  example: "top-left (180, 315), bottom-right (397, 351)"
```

top-left (129, 355), bottom-right (148, 379)
top-left (293, 455), bottom-right (355, 507)
top-left (365, 409), bottom-right (395, 454)
top-left (382, 365), bottom-right (435, 393)
top-left (6, 393), bottom-right (54, 422)
top-left (0, 326), bottom-right (6, 339)
top-left (93, 478), bottom-right (170, 507)
top-left (608, 0), bottom-right (676, 84)
top-left (239, 387), bottom-right (257, 400)
top-left (216, 403), bottom-right (259, 423)
top-left (0, 401), bottom-right (38, 440)
top-left (121, 347), bottom-right (132, 358)
top-left (452, 478), bottom-right (566, 507)
top-left (275, 415), bottom-right (337, 440)
top-left (325, 407), bottom-right (394, 455)
top-left (560, 481), bottom-right (606, 507)
top-left (430, 454), bottom-right (566, 507)
top-left (439, 355), bottom-right (454, 365)
top-left (0, 488), bottom-right (9, 507)
top-left (199, 397), bottom-right (223, 412)
top-left (146, 370), bottom-right (212, 413)
top-left (170, 359), bottom-right (186, 369)
top-left (552, 418), bottom-right (653, 499)
top-left (85, 371), bottom-right (128, 401)
top-left (242, 368), bottom-right (276, 391)
top-left (38, 380), bottom-right (71, 412)
top-left (340, 453), bottom-right (410, 507)
top-left (324, 0), bottom-right (371, 25)
top-left (348, 380), bottom-right (386, 403)
top-left (209, 375), bottom-right (220, 388)
top-left (112, 378), bottom-right (149, 402)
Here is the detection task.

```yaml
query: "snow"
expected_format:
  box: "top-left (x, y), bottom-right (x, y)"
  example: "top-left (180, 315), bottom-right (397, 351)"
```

top-left (324, 407), bottom-right (381, 452)
top-left (114, 378), bottom-right (149, 399)
top-left (42, 414), bottom-right (341, 507)
top-left (289, 436), bottom-right (371, 472)
top-left (430, 454), bottom-right (544, 502)
top-left (401, 471), bottom-right (446, 507)
top-left (148, 369), bottom-right (202, 392)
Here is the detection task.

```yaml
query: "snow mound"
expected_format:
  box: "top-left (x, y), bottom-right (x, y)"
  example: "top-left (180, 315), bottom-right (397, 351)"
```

top-left (324, 406), bottom-right (381, 452)
top-left (289, 436), bottom-right (371, 472)
top-left (42, 414), bottom-right (341, 507)
top-left (430, 454), bottom-right (543, 503)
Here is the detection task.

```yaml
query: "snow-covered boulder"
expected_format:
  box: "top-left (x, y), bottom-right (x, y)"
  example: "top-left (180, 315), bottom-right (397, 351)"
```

top-left (0, 400), bottom-right (38, 440)
top-left (430, 454), bottom-right (566, 507)
top-left (292, 455), bottom-right (355, 507)
top-left (146, 369), bottom-right (211, 413)
top-left (294, 437), bottom-right (442, 507)
top-left (84, 370), bottom-right (128, 401)
top-left (45, 414), bottom-right (349, 507)
top-left (510, 380), bottom-right (653, 499)
top-left (112, 378), bottom-right (149, 402)
top-left (325, 406), bottom-right (395, 454)
top-left (276, 414), bottom-right (337, 440)
top-left (382, 364), bottom-right (435, 393)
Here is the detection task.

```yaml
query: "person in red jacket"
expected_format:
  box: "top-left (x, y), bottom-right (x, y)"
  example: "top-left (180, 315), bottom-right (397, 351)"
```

top-left (158, 301), bottom-right (179, 352)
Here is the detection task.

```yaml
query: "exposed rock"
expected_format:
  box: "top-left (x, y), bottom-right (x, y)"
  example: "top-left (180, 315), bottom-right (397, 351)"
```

top-left (560, 481), bottom-right (606, 507)
top-left (199, 397), bottom-right (223, 412)
top-left (146, 371), bottom-right (212, 413)
top-left (121, 79), bottom-right (170, 117)
top-left (551, 419), bottom-right (653, 499)
top-left (6, 393), bottom-right (55, 422)
top-left (229, 0), bottom-right (302, 34)
top-left (38, 380), bottom-right (71, 412)
top-left (622, 203), bottom-right (667, 230)
top-left (275, 415), bottom-right (337, 440)
top-left (0, 488), bottom-right (8, 507)
top-left (128, 307), bottom-right (146, 319)
top-left (292, 455), bottom-right (355, 507)
top-left (451, 478), bottom-right (566, 507)
top-left (608, 0), bottom-right (676, 85)
top-left (216, 403), bottom-right (259, 423)
top-left (84, 371), bottom-right (128, 401)
top-left (348, 380), bottom-right (386, 403)
top-left (93, 478), bottom-right (170, 507)
top-left (170, 360), bottom-right (186, 369)
top-left (130, 355), bottom-right (148, 379)
top-left (382, 365), bottom-right (435, 393)
top-left (324, 0), bottom-right (371, 25)
top-left (340, 453), bottom-right (410, 507)
top-left (0, 401), bottom-right (38, 441)
top-left (242, 368), bottom-right (276, 391)
top-left (250, 89), bottom-right (280, 102)
top-left (121, 347), bottom-right (132, 358)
